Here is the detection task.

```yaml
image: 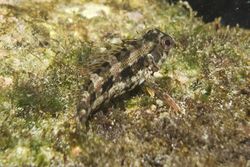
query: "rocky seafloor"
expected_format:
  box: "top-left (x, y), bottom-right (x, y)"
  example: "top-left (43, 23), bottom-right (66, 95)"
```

top-left (0, 0), bottom-right (249, 166)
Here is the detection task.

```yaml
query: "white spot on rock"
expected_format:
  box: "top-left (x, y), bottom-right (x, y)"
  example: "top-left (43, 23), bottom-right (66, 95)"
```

top-left (126, 11), bottom-right (144, 22)
top-left (81, 3), bottom-right (110, 19)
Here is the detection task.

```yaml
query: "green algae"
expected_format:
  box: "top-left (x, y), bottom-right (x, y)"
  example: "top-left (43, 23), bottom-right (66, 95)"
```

top-left (0, 0), bottom-right (249, 166)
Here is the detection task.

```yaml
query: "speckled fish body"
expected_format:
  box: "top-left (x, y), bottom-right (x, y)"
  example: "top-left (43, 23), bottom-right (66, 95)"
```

top-left (77, 28), bottom-right (175, 122)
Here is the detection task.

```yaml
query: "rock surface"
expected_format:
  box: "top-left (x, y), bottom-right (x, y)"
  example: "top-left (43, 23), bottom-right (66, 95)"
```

top-left (0, 0), bottom-right (249, 166)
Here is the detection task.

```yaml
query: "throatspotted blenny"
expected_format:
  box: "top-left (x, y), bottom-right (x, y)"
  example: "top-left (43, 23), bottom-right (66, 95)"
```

top-left (77, 28), bottom-right (175, 123)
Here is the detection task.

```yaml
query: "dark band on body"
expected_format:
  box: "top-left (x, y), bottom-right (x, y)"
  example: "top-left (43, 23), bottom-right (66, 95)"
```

top-left (101, 76), bottom-right (114, 93)
top-left (114, 48), bottom-right (131, 62)
top-left (120, 66), bottom-right (134, 80)
top-left (94, 61), bottom-right (112, 76)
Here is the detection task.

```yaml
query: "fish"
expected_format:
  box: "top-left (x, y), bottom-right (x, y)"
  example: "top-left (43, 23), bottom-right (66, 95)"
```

top-left (77, 28), bottom-right (175, 123)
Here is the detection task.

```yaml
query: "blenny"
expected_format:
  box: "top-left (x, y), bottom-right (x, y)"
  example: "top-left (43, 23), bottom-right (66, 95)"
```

top-left (77, 28), bottom-right (175, 123)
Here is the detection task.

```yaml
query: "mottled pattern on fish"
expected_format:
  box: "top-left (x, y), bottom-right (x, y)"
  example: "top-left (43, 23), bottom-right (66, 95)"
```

top-left (77, 29), bottom-right (175, 122)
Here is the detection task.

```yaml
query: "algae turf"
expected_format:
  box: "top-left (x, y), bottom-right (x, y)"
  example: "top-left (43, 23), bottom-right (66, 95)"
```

top-left (0, 0), bottom-right (250, 166)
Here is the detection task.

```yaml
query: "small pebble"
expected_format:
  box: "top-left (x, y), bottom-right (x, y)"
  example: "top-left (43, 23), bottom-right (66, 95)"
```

top-left (156, 99), bottom-right (164, 107)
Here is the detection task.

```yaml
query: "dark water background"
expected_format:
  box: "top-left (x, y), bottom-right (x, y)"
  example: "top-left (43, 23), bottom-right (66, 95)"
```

top-left (168, 0), bottom-right (250, 29)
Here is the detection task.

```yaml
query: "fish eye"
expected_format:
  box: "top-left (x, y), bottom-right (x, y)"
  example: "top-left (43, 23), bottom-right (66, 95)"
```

top-left (161, 36), bottom-right (172, 49)
top-left (164, 39), bottom-right (171, 47)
